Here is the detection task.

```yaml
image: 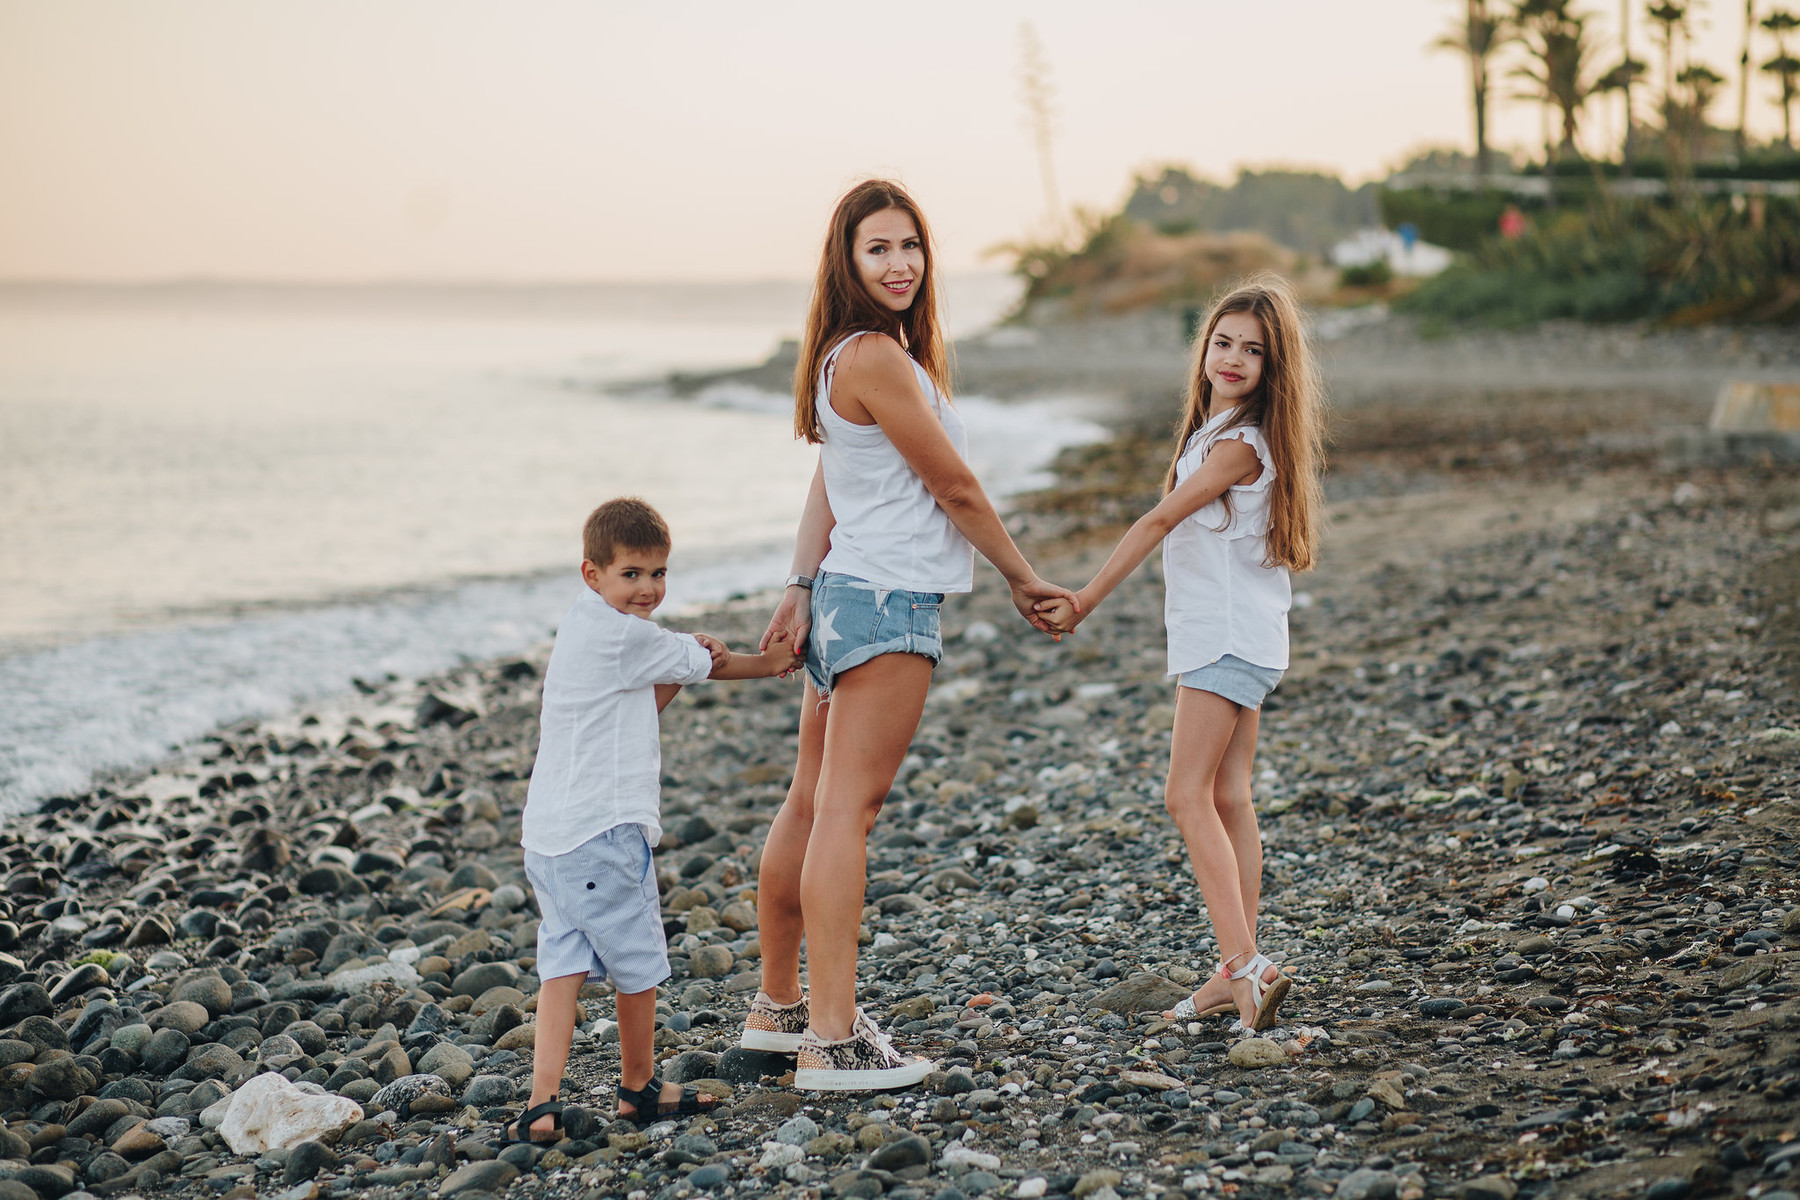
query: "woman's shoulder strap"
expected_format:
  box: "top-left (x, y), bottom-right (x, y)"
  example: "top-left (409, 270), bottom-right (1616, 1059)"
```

top-left (823, 329), bottom-right (875, 367)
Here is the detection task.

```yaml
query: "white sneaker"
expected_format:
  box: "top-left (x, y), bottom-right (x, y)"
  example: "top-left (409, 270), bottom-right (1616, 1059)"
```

top-left (792, 1009), bottom-right (933, 1092)
top-left (740, 991), bottom-right (809, 1053)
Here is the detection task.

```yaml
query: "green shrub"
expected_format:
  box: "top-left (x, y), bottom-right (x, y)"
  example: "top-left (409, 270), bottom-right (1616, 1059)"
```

top-left (1338, 260), bottom-right (1394, 288)
top-left (1397, 196), bottom-right (1800, 325)
top-left (1378, 189), bottom-right (1528, 252)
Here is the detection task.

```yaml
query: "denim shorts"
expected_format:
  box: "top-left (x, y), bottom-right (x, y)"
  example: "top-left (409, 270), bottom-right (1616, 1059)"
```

top-left (1178, 654), bottom-right (1284, 710)
top-left (804, 571), bottom-right (945, 699)
top-left (523, 824), bottom-right (669, 993)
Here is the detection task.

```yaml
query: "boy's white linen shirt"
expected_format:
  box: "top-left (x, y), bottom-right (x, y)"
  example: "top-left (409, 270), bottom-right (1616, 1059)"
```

top-left (522, 586), bottom-right (713, 856)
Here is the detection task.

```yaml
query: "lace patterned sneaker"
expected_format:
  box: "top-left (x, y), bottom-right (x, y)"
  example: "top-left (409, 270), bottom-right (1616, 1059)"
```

top-left (792, 1009), bottom-right (934, 1092)
top-left (740, 991), bottom-right (809, 1053)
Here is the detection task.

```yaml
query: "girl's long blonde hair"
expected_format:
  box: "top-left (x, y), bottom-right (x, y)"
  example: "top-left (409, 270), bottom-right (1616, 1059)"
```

top-left (1165, 272), bottom-right (1325, 571)
top-left (793, 180), bottom-right (949, 444)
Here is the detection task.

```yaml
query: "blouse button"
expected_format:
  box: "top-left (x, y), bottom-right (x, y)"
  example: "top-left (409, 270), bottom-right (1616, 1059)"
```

top-left (586, 882), bottom-right (596, 890)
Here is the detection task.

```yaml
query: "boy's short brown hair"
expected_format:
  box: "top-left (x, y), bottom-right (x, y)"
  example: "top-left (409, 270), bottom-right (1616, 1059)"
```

top-left (582, 497), bottom-right (670, 567)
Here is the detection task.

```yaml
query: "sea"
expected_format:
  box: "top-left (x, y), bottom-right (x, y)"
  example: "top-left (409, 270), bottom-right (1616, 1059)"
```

top-left (0, 277), bottom-right (1107, 815)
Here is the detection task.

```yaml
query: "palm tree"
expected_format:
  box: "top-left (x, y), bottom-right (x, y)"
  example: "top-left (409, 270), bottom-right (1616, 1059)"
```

top-left (1433, 0), bottom-right (1510, 179)
top-left (1675, 62), bottom-right (1729, 158)
top-left (1646, 3), bottom-right (1693, 123)
top-left (1767, 10), bottom-right (1800, 145)
top-left (1596, 56), bottom-right (1650, 163)
top-left (1511, 0), bottom-right (1604, 159)
top-left (1646, 2), bottom-right (1698, 172)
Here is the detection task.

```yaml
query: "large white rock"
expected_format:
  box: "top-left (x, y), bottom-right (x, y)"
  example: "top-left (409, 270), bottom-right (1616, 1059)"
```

top-left (329, 960), bottom-right (421, 994)
top-left (942, 1143), bottom-right (1002, 1171)
top-left (216, 1071), bottom-right (364, 1154)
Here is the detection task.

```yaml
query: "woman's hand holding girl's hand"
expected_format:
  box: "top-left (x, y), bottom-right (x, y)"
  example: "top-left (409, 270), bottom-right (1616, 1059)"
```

top-left (760, 585), bottom-right (812, 678)
top-left (1035, 586), bottom-right (1094, 636)
top-left (1036, 596), bottom-right (1080, 635)
top-left (1009, 576), bottom-right (1080, 641)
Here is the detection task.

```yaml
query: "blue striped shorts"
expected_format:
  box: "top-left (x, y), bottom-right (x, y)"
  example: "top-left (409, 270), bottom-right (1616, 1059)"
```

top-left (523, 824), bottom-right (669, 994)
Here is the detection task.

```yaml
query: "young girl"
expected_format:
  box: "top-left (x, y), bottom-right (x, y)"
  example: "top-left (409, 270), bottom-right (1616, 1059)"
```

top-left (1040, 273), bottom-right (1324, 1032)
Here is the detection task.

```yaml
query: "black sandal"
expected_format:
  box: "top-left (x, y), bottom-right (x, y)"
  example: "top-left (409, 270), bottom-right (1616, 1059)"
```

top-left (617, 1075), bottom-right (720, 1126)
top-left (502, 1097), bottom-right (566, 1146)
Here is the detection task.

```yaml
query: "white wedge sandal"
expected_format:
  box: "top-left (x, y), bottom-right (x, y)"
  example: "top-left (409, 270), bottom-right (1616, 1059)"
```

top-left (1165, 949), bottom-right (1293, 1028)
top-left (1217, 948), bottom-right (1292, 1032)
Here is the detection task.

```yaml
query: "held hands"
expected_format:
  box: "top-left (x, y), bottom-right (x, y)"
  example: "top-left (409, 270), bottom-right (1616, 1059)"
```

top-left (759, 585), bottom-right (811, 679)
top-left (1009, 576), bottom-right (1080, 642)
top-left (1035, 594), bottom-right (1083, 636)
top-left (696, 630), bottom-right (803, 680)
top-left (762, 630), bottom-right (803, 676)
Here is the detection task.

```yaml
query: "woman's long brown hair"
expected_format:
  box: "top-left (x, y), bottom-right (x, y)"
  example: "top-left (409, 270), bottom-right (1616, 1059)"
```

top-left (793, 180), bottom-right (949, 444)
top-left (1164, 272), bottom-right (1326, 571)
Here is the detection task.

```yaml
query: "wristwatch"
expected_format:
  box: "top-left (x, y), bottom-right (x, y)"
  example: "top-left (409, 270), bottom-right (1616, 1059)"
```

top-left (785, 574), bottom-right (815, 590)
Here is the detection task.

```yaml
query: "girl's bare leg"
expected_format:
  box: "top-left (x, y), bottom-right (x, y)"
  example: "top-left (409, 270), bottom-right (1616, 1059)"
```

top-left (1164, 687), bottom-right (1273, 1023)
top-left (800, 653), bottom-right (933, 1041)
top-left (1180, 700), bottom-right (1273, 1011)
top-left (756, 683), bottom-right (829, 1005)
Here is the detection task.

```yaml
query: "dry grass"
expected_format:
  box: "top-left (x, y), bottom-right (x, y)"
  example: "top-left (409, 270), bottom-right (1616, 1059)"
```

top-left (1024, 222), bottom-right (1301, 316)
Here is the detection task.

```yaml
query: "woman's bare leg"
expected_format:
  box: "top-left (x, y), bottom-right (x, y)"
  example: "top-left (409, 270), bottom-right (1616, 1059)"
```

top-left (756, 682), bottom-right (829, 1005)
top-left (801, 653), bottom-right (933, 1041)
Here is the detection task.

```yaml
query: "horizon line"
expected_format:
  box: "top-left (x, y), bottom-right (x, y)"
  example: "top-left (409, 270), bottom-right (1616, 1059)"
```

top-left (0, 271), bottom-right (1016, 290)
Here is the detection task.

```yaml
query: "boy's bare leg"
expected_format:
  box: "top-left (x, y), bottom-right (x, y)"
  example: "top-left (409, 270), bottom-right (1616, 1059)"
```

top-left (518, 972), bottom-right (585, 1139)
top-left (616, 985), bottom-right (714, 1119)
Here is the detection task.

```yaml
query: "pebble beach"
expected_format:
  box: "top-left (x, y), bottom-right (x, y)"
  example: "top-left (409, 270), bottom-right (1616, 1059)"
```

top-left (1, 317), bottom-right (1797, 1200)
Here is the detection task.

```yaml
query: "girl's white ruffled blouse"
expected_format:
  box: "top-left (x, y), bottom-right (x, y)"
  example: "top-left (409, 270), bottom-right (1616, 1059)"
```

top-left (1163, 405), bottom-right (1291, 675)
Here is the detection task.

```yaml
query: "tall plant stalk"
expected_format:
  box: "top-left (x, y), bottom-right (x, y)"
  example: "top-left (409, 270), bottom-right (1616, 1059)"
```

top-left (1016, 23), bottom-right (1066, 244)
top-left (1624, 0), bottom-right (1638, 171)
top-left (1740, 0), bottom-right (1759, 155)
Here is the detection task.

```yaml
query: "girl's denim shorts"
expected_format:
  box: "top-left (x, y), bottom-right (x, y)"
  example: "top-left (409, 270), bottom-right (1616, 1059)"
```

top-left (804, 571), bottom-right (944, 698)
top-left (1178, 653), bottom-right (1284, 710)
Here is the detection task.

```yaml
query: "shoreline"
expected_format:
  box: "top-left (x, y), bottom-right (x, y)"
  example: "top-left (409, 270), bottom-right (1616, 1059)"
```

top-left (1, 324), bottom-right (1798, 1200)
top-left (0, 379), bottom-right (1102, 819)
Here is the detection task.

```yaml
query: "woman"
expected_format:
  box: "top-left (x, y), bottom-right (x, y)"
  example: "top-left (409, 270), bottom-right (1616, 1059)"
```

top-left (737, 179), bottom-right (1074, 1090)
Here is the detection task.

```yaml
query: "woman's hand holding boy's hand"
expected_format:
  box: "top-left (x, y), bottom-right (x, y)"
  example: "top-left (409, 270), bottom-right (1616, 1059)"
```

top-left (763, 630), bottom-right (803, 677)
top-left (699, 630), bottom-right (803, 680)
top-left (759, 585), bottom-right (811, 677)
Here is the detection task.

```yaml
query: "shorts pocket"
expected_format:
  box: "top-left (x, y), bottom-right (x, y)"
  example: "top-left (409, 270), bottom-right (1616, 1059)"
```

top-left (910, 599), bottom-right (941, 642)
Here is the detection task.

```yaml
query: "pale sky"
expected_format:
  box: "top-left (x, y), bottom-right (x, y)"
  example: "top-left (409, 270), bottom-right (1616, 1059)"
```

top-left (0, 0), bottom-right (1780, 282)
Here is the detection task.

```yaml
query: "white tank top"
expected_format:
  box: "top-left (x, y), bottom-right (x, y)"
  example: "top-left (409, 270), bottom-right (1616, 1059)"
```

top-left (815, 332), bottom-right (974, 593)
top-left (1163, 405), bottom-right (1291, 673)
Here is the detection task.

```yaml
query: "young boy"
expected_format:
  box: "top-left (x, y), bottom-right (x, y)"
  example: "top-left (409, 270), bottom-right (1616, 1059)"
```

top-left (509, 497), bottom-right (798, 1139)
